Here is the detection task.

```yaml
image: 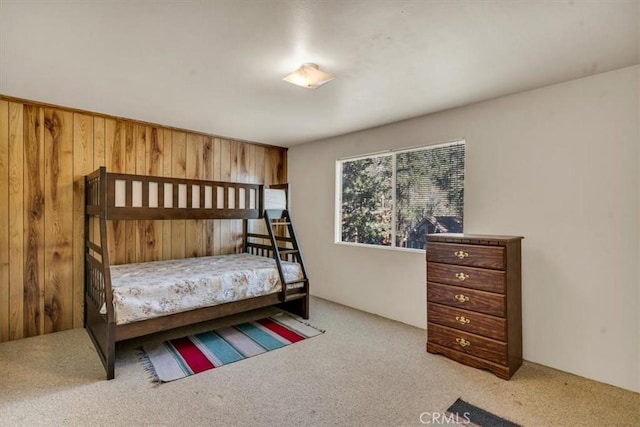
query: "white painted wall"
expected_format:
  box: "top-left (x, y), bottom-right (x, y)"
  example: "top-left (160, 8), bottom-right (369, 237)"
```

top-left (289, 66), bottom-right (639, 392)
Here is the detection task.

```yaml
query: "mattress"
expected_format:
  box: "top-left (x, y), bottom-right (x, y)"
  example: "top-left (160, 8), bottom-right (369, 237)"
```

top-left (109, 253), bottom-right (303, 325)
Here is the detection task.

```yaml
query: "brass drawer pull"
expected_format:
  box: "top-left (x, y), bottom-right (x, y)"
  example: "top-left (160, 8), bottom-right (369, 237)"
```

top-left (454, 294), bottom-right (469, 303)
top-left (455, 316), bottom-right (470, 325)
top-left (455, 272), bottom-right (469, 281)
top-left (456, 338), bottom-right (471, 347)
top-left (454, 251), bottom-right (469, 259)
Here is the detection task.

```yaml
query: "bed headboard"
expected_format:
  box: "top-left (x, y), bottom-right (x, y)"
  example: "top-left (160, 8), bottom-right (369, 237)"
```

top-left (85, 166), bottom-right (286, 220)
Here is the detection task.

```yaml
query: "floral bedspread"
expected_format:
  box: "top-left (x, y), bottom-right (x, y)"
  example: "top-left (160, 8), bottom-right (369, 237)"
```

top-left (110, 253), bottom-right (303, 325)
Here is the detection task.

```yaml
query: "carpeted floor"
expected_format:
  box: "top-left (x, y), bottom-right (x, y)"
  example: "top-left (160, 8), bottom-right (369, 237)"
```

top-left (0, 297), bottom-right (638, 426)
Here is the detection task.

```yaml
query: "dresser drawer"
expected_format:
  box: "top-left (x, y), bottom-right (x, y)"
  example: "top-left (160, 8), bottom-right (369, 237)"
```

top-left (427, 302), bottom-right (506, 341)
top-left (427, 242), bottom-right (505, 270)
top-left (427, 263), bottom-right (505, 293)
top-left (427, 282), bottom-right (505, 317)
top-left (428, 322), bottom-right (507, 365)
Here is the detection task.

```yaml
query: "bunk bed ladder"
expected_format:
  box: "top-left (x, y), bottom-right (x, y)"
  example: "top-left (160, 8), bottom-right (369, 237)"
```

top-left (264, 209), bottom-right (309, 318)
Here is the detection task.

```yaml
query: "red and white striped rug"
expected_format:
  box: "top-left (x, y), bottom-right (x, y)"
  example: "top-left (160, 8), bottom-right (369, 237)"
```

top-left (140, 314), bottom-right (324, 382)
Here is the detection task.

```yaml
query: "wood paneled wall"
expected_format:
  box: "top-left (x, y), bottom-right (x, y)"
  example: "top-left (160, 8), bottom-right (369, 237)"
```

top-left (0, 96), bottom-right (287, 342)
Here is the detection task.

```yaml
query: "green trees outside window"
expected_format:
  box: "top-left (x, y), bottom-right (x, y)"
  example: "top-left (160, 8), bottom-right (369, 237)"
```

top-left (339, 141), bottom-right (465, 249)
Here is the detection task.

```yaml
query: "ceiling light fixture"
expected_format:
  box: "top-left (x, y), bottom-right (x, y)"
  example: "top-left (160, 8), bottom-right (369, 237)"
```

top-left (282, 63), bottom-right (335, 89)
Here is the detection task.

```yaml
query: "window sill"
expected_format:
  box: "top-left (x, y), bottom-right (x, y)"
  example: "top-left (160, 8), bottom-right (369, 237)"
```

top-left (334, 241), bottom-right (425, 254)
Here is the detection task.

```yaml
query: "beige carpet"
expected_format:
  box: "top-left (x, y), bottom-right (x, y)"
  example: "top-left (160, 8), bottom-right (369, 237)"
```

top-left (0, 297), bottom-right (637, 426)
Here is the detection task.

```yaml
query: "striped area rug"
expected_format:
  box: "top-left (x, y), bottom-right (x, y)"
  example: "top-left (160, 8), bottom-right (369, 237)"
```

top-left (141, 314), bottom-right (324, 382)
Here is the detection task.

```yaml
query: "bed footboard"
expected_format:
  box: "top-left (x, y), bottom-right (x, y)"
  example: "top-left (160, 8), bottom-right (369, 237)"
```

top-left (85, 254), bottom-right (115, 379)
top-left (85, 169), bottom-right (116, 379)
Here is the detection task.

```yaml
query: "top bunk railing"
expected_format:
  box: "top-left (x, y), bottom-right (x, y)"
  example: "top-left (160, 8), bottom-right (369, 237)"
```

top-left (85, 167), bottom-right (279, 221)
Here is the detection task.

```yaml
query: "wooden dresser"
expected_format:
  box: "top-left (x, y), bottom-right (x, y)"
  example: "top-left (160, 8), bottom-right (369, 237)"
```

top-left (426, 233), bottom-right (523, 380)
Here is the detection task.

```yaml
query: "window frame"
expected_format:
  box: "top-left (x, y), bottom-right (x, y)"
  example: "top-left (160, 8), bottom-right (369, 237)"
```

top-left (334, 139), bottom-right (465, 252)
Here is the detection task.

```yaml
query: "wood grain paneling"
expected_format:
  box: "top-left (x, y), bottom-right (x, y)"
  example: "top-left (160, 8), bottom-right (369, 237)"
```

top-left (135, 125), bottom-right (147, 262)
top-left (146, 127), bottom-right (162, 262)
top-left (161, 129), bottom-right (173, 260)
top-left (23, 106), bottom-right (45, 337)
top-left (0, 101), bottom-right (9, 342)
top-left (231, 141), bottom-right (245, 253)
top-left (219, 139), bottom-right (233, 254)
top-left (253, 145), bottom-right (265, 185)
top-left (106, 119), bottom-right (125, 265)
top-left (123, 123), bottom-right (135, 264)
top-left (171, 131), bottom-right (186, 259)
top-left (8, 103), bottom-right (24, 340)
top-left (43, 109), bottom-right (74, 333)
top-left (93, 117), bottom-right (106, 249)
top-left (266, 146), bottom-right (287, 185)
top-left (203, 136), bottom-right (214, 256)
top-left (212, 138), bottom-right (222, 255)
top-left (94, 117), bottom-right (106, 167)
top-left (228, 140), bottom-right (240, 253)
top-left (0, 95), bottom-right (287, 342)
top-left (72, 114), bottom-right (94, 329)
top-left (250, 145), bottom-right (266, 242)
top-left (186, 133), bottom-right (203, 257)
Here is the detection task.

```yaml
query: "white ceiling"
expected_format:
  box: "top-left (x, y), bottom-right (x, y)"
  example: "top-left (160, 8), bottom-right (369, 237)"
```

top-left (1, 1), bottom-right (638, 147)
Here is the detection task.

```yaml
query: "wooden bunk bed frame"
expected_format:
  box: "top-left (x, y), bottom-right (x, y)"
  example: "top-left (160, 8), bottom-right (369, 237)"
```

top-left (84, 166), bottom-right (309, 379)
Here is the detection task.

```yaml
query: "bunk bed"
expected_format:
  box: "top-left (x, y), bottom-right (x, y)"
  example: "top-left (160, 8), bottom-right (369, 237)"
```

top-left (84, 167), bottom-right (309, 379)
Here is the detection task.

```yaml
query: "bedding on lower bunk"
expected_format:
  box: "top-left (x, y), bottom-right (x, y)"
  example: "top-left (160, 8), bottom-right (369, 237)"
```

top-left (108, 253), bottom-right (303, 325)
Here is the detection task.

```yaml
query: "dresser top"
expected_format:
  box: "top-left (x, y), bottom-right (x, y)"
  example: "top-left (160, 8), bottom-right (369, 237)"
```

top-left (426, 233), bottom-right (524, 245)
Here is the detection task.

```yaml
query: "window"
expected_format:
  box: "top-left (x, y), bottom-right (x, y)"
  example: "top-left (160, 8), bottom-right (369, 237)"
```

top-left (336, 140), bottom-right (465, 250)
